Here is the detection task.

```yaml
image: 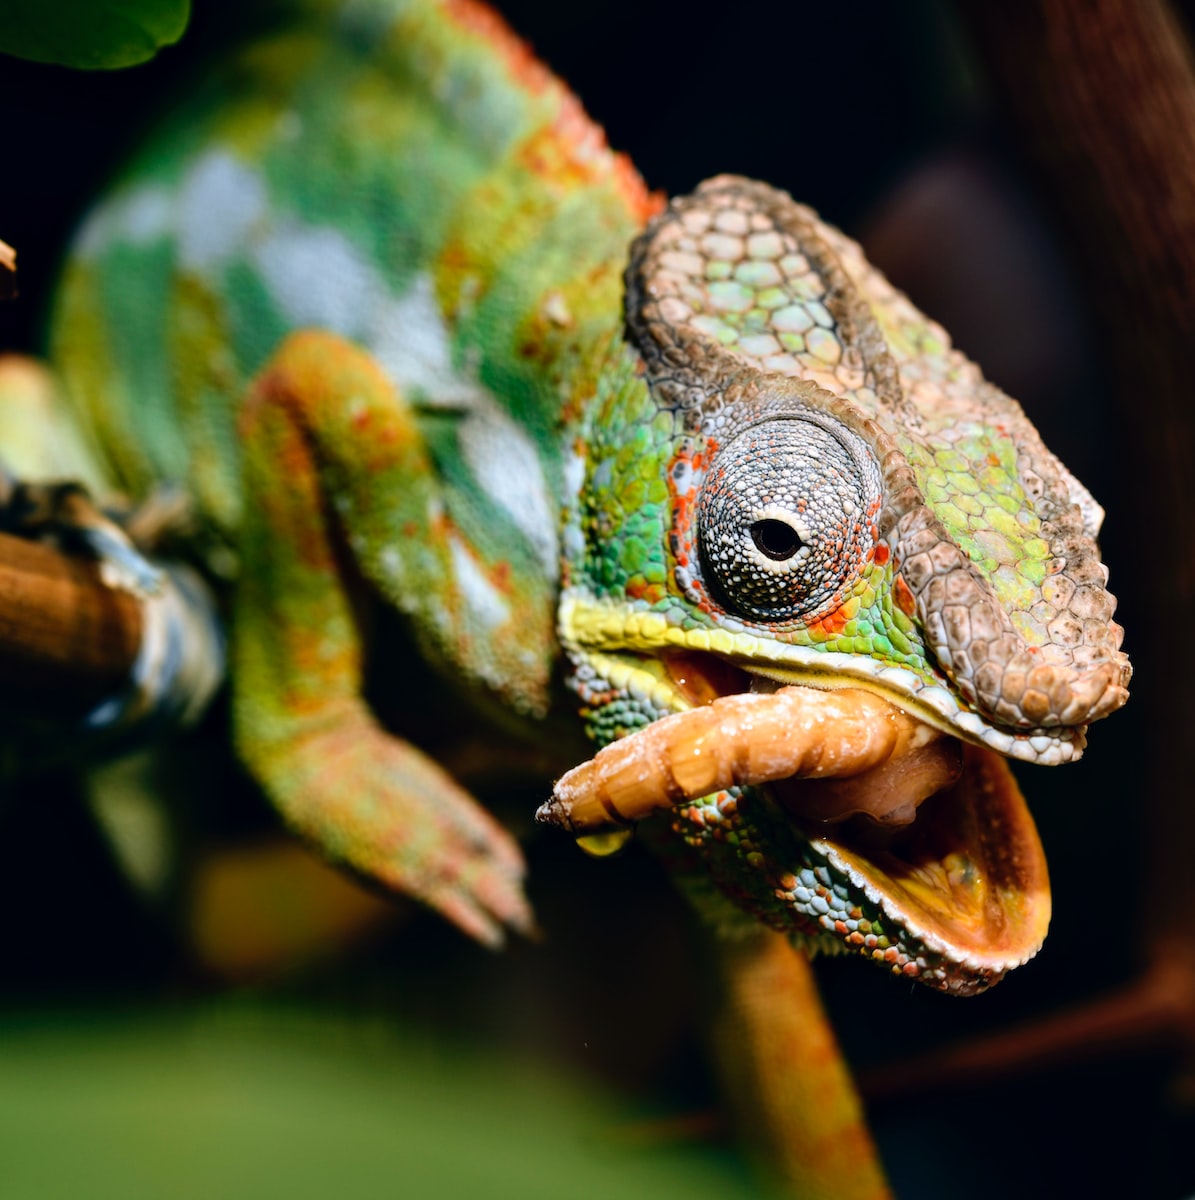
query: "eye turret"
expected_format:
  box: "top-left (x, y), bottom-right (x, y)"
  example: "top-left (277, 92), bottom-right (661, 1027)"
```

top-left (696, 416), bottom-right (878, 623)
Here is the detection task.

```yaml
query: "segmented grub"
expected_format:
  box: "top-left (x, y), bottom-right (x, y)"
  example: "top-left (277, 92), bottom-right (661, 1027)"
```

top-left (538, 686), bottom-right (935, 834)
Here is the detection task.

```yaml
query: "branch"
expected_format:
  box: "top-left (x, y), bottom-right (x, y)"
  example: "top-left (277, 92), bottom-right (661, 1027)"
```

top-left (0, 528), bottom-right (142, 716)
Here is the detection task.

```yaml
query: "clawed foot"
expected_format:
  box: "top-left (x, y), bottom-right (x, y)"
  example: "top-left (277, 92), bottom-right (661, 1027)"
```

top-left (261, 718), bottom-right (536, 949)
top-left (0, 475), bottom-right (162, 596)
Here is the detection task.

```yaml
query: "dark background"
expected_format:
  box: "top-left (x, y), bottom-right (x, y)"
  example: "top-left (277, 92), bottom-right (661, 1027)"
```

top-left (0, 2), bottom-right (1177, 1197)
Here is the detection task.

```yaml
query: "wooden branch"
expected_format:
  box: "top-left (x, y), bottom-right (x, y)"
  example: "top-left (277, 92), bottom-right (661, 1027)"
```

top-left (0, 528), bottom-right (142, 715)
top-left (862, 946), bottom-right (1195, 1101)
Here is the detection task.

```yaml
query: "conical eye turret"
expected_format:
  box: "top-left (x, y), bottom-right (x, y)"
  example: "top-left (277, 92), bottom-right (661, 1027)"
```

top-left (697, 414), bottom-right (879, 624)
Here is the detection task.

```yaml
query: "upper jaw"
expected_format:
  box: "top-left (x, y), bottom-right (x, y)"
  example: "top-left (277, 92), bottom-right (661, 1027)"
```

top-left (558, 590), bottom-right (1092, 766)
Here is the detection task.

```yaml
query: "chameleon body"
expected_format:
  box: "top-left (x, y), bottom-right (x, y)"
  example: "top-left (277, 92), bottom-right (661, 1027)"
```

top-left (43, 0), bottom-right (1128, 992)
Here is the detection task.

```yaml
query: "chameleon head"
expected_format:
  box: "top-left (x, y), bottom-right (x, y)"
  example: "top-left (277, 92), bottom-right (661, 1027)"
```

top-left (553, 176), bottom-right (1130, 995)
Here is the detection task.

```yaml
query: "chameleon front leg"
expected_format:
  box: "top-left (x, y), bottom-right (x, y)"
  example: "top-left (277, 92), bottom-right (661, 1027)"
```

top-left (234, 331), bottom-right (536, 947)
top-left (708, 930), bottom-right (892, 1200)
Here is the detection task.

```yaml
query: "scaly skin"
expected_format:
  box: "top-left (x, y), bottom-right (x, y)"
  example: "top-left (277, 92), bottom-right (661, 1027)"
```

top-left (47, 0), bottom-right (1131, 1005)
top-left (557, 176), bottom-right (1128, 994)
top-left (39, 1), bottom-right (1128, 1193)
top-left (51, 0), bottom-right (658, 945)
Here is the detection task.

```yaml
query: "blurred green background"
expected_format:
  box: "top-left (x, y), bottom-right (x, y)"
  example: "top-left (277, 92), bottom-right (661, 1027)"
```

top-left (0, 1006), bottom-right (760, 1200)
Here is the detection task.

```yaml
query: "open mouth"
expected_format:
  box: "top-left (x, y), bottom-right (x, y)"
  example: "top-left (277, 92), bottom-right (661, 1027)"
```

top-left (781, 742), bottom-right (1050, 980)
top-left (539, 651), bottom-right (1052, 994)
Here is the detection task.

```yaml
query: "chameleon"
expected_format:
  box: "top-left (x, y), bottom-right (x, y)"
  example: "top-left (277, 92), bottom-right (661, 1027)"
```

top-left (13, 0), bottom-right (1127, 1179)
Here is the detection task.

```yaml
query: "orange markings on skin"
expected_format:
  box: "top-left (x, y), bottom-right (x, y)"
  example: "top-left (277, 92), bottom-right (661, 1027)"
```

top-left (620, 169), bottom-right (666, 224)
top-left (806, 604), bottom-right (849, 637)
top-left (893, 575), bottom-right (917, 619)
top-left (442, 0), bottom-right (553, 95)
top-left (626, 576), bottom-right (664, 604)
top-left (240, 377), bottom-right (333, 574)
top-left (517, 98), bottom-right (613, 190)
top-left (443, 0), bottom-right (660, 222)
top-left (512, 107), bottom-right (661, 220)
top-left (667, 443), bottom-right (716, 572)
top-left (436, 238), bottom-right (484, 323)
top-left (430, 510), bottom-right (519, 618)
top-left (872, 543), bottom-right (890, 566)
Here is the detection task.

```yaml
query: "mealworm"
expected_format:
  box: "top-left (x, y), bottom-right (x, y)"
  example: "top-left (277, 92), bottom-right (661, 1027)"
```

top-left (537, 685), bottom-right (934, 835)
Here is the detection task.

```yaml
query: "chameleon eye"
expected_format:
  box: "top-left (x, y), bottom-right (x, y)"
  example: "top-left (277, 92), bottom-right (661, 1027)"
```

top-left (697, 416), bottom-right (878, 623)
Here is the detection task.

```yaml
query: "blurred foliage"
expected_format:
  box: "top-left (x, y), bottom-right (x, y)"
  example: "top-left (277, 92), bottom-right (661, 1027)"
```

top-left (0, 0), bottom-right (190, 69)
top-left (0, 1003), bottom-right (762, 1200)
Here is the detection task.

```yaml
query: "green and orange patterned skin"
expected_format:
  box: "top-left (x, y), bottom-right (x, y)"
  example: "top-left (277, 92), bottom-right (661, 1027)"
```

top-left (46, 0), bottom-right (1128, 987)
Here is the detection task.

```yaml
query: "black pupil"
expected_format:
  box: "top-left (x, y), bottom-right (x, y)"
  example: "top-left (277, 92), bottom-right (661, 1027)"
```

top-left (750, 519), bottom-right (802, 561)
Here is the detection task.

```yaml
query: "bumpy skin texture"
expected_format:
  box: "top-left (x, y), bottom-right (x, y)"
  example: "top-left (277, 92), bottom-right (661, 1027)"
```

top-left (51, 0), bottom-right (657, 946)
top-left (48, 0), bottom-right (1126, 988)
top-left (560, 178), bottom-right (1128, 992)
top-left (604, 178), bottom-right (1129, 760)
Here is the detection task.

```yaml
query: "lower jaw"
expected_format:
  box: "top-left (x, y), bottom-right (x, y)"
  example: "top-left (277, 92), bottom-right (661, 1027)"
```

top-left (789, 741), bottom-right (1052, 980)
top-left (644, 689), bottom-right (1052, 993)
top-left (568, 650), bottom-right (1054, 992)
top-left (665, 654), bottom-right (1054, 979)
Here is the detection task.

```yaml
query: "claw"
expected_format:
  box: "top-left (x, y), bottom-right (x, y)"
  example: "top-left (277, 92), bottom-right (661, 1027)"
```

top-left (256, 718), bottom-right (536, 951)
top-left (433, 891), bottom-right (510, 950)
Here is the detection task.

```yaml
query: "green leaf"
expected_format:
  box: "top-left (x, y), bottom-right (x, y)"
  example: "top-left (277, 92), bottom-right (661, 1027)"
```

top-left (0, 0), bottom-right (191, 70)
